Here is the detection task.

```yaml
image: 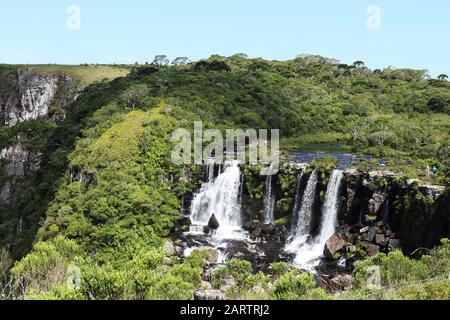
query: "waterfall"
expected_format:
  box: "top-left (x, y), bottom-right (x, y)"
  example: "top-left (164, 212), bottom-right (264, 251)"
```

top-left (190, 160), bottom-right (243, 238)
top-left (290, 170), bottom-right (343, 270)
top-left (292, 170), bottom-right (318, 239)
top-left (290, 171), bottom-right (304, 227)
top-left (205, 159), bottom-right (215, 183)
top-left (262, 164), bottom-right (276, 224)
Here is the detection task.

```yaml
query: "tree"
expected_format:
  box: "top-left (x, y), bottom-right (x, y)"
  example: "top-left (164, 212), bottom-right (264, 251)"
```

top-left (353, 61), bottom-right (365, 68)
top-left (152, 55), bottom-right (169, 67)
top-left (171, 57), bottom-right (190, 65)
top-left (437, 74), bottom-right (448, 81)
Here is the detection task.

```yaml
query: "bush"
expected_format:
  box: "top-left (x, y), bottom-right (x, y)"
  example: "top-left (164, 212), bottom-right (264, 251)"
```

top-left (269, 272), bottom-right (331, 300)
top-left (145, 274), bottom-right (195, 300)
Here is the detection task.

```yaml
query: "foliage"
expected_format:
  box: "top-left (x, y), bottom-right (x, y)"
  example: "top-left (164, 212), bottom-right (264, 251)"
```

top-left (269, 272), bottom-right (331, 300)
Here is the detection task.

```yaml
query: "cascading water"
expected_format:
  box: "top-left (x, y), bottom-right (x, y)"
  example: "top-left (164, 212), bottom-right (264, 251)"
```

top-left (190, 160), bottom-right (243, 239)
top-left (288, 170), bottom-right (343, 270)
top-left (289, 170), bottom-right (318, 242)
top-left (290, 171), bottom-right (304, 226)
top-left (262, 164), bottom-right (276, 224)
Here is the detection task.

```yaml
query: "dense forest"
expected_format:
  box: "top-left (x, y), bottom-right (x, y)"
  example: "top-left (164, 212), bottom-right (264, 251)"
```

top-left (0, 54), bottom-right (449, 300)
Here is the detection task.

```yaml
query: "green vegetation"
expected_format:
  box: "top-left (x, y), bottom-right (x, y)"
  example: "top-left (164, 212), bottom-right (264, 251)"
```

top-left (0, 55), bottom-right (449, 300)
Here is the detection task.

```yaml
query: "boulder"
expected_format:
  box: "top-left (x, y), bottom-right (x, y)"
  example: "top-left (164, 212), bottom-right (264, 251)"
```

top-left (324, 233), bottom-right (346, 259)
top-left (179, 216), bottom-right (192, 226)
top-left (203, 226), bottom-right (211, 234)
top-left (367, 227), bottom-right (379, 242)
top-left (362, 242), bottom-right (379, 256)
top-left (208, 214), bottom-right (220, 230)
top-left (330, 274), bottom-right (353, 291)
top-left (388, 238), bottom-right (401, 251)
top-left (194, 290), bottom-right (225, 301)
top-left (375, 234), bottom-right (387, 247)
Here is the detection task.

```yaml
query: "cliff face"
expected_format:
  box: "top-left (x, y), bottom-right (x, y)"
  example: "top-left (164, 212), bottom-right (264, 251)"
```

top-left (233, 164), bottom-right (448, 256)
top-left (0, 137), bottom-right (41, 203)
top-left (1, 69), bottom-right (73, 126)
top-left (0, 68), bottom-right (75, 197)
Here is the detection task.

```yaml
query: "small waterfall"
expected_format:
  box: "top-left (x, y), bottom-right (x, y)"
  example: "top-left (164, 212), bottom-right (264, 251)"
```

top-left (289, 170), bottom-right (343, 270)
top-left (290, 171), bottom-right (304, 226)
top-left (292, 170), bottom-right (318, 238)
top-left (190, 160), bottom-right (243, 238)
top-left (262, 164), bottom-right (276, 224)
top-left (205, 159), bottom-right (215, 183)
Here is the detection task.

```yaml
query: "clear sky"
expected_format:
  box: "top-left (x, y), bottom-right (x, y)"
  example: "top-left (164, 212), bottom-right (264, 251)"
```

top-left (0, 0), bottom-right (449, 77)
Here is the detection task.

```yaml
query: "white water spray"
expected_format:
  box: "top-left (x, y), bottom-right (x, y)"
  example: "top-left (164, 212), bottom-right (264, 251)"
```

top-left (288, 170), bottom-right (343, 270)
top-left (262, 164), bottom-right (276, 224)
top-left (190, 160), bottom-right (243, 239)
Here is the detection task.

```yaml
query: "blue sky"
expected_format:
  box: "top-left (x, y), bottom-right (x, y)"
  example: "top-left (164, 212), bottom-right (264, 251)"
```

top-left (0, 0), bottom-right (449, 76)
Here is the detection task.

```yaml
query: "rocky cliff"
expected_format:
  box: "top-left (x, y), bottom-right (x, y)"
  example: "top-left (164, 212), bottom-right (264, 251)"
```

top-left (1, 68), bottom-right (73, 126)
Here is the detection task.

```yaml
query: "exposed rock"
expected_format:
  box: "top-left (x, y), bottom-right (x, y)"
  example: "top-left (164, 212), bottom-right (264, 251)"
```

top-left (203, 250), bottom-right (219, 266)
top-left (367, 227), bottom-right (379, 242)
top-left (194, 289), bottom-right (225, 301)
top-left (330, 274), bottom-right (353, 291)
top-left (203, 226), bottom-right (211, 234)
top-left (179, 216), bottom-right (192, 226)
top-left (0, 141), bottom-right (41, 203)
top-left (164, 240), bottom-right (176, 256)
top-left (362, 242), bottom-right (379, 256)
top-left (346, 246), bottom-right (357, 253)
top-left (324, 233), bottom-right (346, 259)
top-left (419, 184), bottom-right (446, 198)
top-left (388, 238), bottom-right (401, 251)
top-left (261, 224), bottom-right (276, 235)
top-left (375, 234), bottom-right (387, 247)
top-left (208, 214), bottom-right (220, 230)
top-left (4, 69), bottom-right (73, 126)
top-left (368, 193), bottom-right (387, 215)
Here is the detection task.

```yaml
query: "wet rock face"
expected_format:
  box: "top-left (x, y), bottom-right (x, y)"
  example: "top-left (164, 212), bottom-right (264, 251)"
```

top-left (2, 69), bottom-right (72, 126)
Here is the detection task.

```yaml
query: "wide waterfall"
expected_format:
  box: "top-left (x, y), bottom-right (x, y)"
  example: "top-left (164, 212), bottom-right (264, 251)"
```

top-left (262, 164), bottom-right (276, 224)
top-left (190, 160), bottom-right (243, 239)
top-left (286, 170), bottom-right (343, 271)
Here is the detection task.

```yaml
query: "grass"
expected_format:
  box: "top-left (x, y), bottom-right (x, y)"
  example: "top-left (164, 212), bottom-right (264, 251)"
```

top-left (3, 64), bottom-right (131, 85)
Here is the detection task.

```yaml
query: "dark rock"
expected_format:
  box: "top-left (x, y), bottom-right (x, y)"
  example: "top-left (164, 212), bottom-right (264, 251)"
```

top-left (367, 227), bottom-right (379, 242)
top-left (385, 230), bottom-right (393, 237)
top-left (324, 233), bottom-right (346, 259)
top-left (208, 214), bottom-right (220, 230)
top-left (179, 216), bottom-right (192, 226)
top-left (388, 238), bottom-right (401, 251)
top-left (203, 226), bottom-right (211, 234)
top-left (261, 224), bottom-right (276, 235)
